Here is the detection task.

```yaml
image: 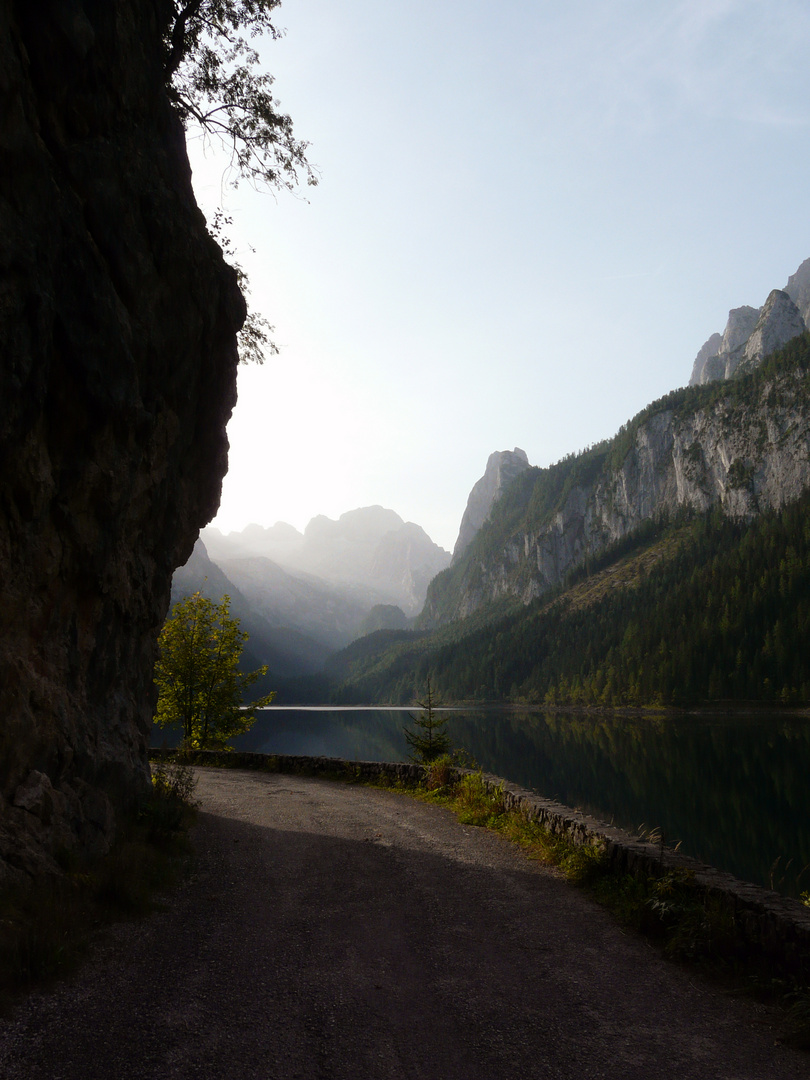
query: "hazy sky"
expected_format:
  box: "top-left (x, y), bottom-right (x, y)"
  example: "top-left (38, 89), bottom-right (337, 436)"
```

top-left (189, 0), bottom-right (810, 553)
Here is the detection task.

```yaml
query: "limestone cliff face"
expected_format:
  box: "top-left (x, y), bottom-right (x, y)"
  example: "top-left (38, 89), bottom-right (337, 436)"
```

top-left (422, 364), bottom-right (810, 625)
top-left (738, 291), bottom-right (806, 375)
top-left (688, 332), bottom-right (723, 385)
top-left (370, 521), bottom-right (450, 615)
top-left (452, 448), bottom-right (530, 563)
top-left (690, 307), bottom-right (761, 384)
top-left (690, 258), bottom-right (810, 386)
top-left (0, 2), bottom-right (244, 880)
top-left (785, 257), bottom-right (810, 327)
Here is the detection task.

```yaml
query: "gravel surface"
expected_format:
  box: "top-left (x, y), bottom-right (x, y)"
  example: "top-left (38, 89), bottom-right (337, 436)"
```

top-left (0, 767), bottom-right (806, 1079)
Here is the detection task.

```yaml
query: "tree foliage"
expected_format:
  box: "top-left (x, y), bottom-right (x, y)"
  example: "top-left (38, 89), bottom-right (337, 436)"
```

top-left (164, 0), bottom-right (317, 193)
top-left (208, 209), bottom-right (276, 363)
top-left (154, 592), bottom-right (275, 749)
top-left (403, 678), bottom-right (452, 764)
top-left (163, 2), bottom-right (318, 363)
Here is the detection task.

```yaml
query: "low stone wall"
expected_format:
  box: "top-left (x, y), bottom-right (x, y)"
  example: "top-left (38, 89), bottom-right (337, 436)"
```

top-left (150, 750), bottom-right (427, 785)
top-left (488, 771), bottom-right (810, 978)
top-left (150, 749), bottom-right (810, 978)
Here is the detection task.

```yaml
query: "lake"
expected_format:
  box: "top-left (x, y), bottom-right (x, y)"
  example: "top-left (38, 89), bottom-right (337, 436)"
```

top-left (153, 706), bottom-right (810, 898)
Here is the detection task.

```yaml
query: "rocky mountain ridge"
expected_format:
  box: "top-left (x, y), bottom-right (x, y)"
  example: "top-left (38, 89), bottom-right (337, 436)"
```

top-left (690, 258), bottom-right (810, 385)
top-left (422, 326), bottom-right (810, 627)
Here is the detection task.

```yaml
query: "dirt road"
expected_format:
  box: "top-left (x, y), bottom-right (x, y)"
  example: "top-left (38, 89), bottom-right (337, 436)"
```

top-left (0, 768), bottom-right (806, 1079)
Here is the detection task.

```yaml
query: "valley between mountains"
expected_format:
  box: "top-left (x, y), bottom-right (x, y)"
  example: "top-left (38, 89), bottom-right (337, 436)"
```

top-left (178, 256), bottom-right (810, 709)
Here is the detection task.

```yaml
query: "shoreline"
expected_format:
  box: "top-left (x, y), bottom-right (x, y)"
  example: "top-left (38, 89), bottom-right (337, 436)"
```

top-left (284, 700), bottom-right (810, 720)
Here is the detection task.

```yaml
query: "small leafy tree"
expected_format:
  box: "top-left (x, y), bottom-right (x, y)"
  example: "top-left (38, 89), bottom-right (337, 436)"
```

top-left (154, 592), bottom-right (275, 749)
top-left (403, 677), bottom-right (452, 764)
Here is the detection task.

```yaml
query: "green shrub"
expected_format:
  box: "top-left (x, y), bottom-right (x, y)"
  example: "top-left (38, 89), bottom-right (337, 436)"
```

top-left (555, 842), bottom-right (608, 886)
top-left (454, 773), bottom-right (506, 826)
top-left (424, 754), bottom-right (455, 792)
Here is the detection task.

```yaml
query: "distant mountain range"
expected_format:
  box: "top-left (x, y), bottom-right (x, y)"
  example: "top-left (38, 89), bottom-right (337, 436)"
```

top-left (171, 506), bottom-right (450, 680)
top-left (203, 505), bottom-right (449, 616)
top-left (170, 541), bottom-right (331, 679)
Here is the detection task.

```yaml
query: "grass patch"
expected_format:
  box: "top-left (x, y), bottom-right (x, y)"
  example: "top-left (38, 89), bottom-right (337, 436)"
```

top-left (410, 769), bottom-right (609, 884)
top-left (0, 759), bottom-right (197, 1012)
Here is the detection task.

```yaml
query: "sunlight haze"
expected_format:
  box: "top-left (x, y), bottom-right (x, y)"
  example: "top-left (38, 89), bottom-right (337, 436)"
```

top-left (189, 0), bottom-right (810, 552)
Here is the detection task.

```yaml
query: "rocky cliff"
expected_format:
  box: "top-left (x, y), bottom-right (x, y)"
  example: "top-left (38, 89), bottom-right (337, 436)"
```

top-left (422, 337), bottom-right (810, 626)
top-left (0, 2), bottom-right (244, 881)
top-left (786, 258), bottom-right (810, 326)
top-left (452, 448), bottom-right (530, 563)
top-left (690, 258), bottom-right (810, 385)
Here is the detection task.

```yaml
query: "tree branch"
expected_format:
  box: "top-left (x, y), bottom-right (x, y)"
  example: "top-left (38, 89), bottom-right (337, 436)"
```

top-left (165, 0), bottom-right (206, 78)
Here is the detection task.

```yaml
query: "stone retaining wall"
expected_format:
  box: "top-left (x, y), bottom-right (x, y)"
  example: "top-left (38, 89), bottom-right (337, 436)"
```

top-left (150, 749), bottom-right (810, 978)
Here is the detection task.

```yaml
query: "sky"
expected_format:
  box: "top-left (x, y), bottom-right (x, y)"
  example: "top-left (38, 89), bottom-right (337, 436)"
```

top-left (188, 0), bottom-right (810, 553)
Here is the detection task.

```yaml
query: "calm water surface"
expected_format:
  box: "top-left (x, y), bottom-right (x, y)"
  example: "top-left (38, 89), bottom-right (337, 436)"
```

top-left (158, 706), bottom-right (810, 897)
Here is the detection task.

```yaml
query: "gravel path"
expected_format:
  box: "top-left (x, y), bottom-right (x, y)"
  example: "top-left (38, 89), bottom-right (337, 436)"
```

top-left (0, 768), bottom-right (806, 1079)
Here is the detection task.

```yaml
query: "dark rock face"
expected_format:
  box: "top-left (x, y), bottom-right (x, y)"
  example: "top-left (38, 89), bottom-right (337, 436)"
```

top-left (0, 2), bottom-right (245, 881)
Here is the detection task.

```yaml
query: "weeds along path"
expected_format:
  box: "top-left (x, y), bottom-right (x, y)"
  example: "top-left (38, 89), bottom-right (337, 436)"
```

top-left (0, 768), bottom-right (806, 1079)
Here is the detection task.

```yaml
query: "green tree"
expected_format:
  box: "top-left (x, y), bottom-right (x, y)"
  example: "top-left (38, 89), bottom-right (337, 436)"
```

top-left (154, 592), bottom-right (275, 749)
top-left (403, 678), bottom-right (452, 764)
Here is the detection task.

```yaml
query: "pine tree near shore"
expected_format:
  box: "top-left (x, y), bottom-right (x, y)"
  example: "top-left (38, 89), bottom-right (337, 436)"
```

top-left (403, 677), bottom-right (451, 764)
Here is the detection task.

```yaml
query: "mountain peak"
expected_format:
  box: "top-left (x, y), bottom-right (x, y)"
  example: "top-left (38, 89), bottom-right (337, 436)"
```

top-left (689, 258), bottom-right (810, 386)
top-left (785, 256), bottom-right (810, 327)
top-left (738, 289), bottom-right (806, 375)
top-left (689, 306), bottom-right (761, 385)
top-left (688, 332), bottom-right (723, 386)
top-left (452, 448), bottom-right (530, 563)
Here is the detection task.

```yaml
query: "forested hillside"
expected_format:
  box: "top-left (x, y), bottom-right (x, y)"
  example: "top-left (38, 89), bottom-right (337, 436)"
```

top-left (315, 493), bottom-right (810, 707)
top-left (300, 336), bottom-right (810, 708)
top-left (422, 333), bottom-right (810, 627)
